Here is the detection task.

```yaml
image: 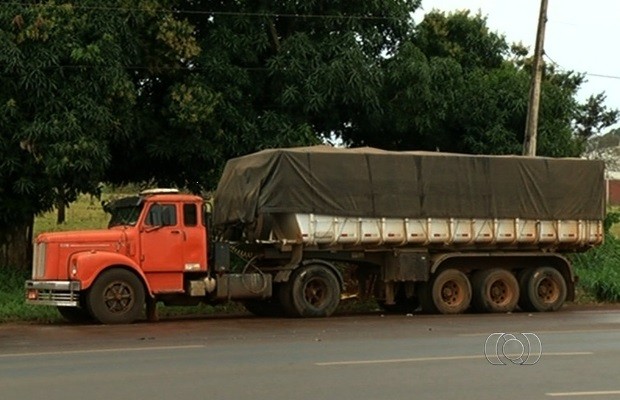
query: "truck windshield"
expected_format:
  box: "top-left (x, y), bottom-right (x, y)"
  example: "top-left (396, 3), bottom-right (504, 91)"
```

top-left (104, 196), bottom-right (144, 228)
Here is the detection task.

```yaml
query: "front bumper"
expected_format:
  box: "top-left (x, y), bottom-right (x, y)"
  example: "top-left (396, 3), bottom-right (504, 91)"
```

top-left (25, 281), bottom-right (82, 307)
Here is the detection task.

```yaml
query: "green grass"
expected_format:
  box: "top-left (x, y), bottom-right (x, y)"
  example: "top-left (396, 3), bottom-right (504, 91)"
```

top-left (570, 211), bottom-right (620, 303)
top-left (572, 235), bottom-right (620, 302)
top-left (33, 193), bottom-right (117, 236)
top-left (0, 268), bottom-right (61, 323)
top-left (608, 213), bottom-right (620, 238)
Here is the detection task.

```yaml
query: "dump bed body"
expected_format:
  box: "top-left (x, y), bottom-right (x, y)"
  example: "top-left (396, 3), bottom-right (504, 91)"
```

top-left (213, 146), bottom-right (605, 250)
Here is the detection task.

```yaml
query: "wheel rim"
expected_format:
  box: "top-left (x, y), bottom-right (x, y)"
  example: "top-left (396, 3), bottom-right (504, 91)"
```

top-left (440, 280), bottom-right (464, 306)
top-left (303, 278), bottom-right (328, 308)
top-left (537, 276), bottom-right (560, 304)
top-left (103, 281), bottom-right (135, 314)
top-left (489, 279), bottom-right (512, 306)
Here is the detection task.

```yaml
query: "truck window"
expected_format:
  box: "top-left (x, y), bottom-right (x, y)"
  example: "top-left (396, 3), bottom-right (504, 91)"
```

top-left (146, 204), bottom-right (177, 227)
top-left (183, 204), bottom-right (198, 227)
top-left (104, 196), bottom-right (144, 228)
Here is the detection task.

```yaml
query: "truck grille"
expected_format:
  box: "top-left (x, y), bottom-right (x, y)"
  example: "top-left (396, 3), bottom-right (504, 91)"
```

top-left (25, 281), bottom-right (81, 307)
top-left (33, 289), bottom-right (80, 306)
top-left (32, 242), bottom-right (47, 279)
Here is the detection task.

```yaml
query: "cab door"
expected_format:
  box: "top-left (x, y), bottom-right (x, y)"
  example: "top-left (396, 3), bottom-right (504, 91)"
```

top-left (140, 203), bottom-right (185, 292)
top-left (180, 202), bottom-right (207, 272)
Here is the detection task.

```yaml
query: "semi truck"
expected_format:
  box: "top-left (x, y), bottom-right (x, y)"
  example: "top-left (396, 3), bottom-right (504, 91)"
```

top-left (25, 146), bottom-right (606, 324)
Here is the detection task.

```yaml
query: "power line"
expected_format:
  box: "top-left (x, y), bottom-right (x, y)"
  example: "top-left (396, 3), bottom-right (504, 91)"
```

top-left (2, 64), bottom-right (295, 73)
top-left (586, 73), bottom-right (620, 80)
top-left (4, 56), bottom-right (620, 80)
top-left (0, 1), bottom-right (409, 21)
top-left (543, 52), bottom-right (560, 67)
top-left (544, 53), bottom-right (620, 81)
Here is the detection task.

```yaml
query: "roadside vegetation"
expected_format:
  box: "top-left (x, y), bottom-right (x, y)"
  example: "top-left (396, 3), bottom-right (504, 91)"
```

top-left (0, 268), bottom-right (59, 323)
top-left (571, 213), bottom-right (620, 303)
top-left (1, 195), bottom-right (618, 323)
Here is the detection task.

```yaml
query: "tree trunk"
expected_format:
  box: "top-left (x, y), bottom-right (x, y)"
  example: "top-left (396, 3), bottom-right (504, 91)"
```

top-left (0, 215), bottom-right (34, 270)
top-left (56, 189), bottom-right (66, 225)
top-left (56, 202), bottom-right (66, 225)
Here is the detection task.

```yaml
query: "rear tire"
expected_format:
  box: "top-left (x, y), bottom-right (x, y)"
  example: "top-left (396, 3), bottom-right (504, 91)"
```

top-left (519, 267), bottom-right (567, 312)
top-left (86, 269), bottom-right (145, 324)
top-left (420, 269), bottom-right (472, 314)
top-left (471, 269), bottom-right (519, 313)
top-left (280, 264), bottom-right (340, 318)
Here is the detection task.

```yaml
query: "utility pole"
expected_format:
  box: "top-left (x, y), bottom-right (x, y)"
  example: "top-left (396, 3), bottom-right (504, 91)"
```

top-left (522, 0), bottom-right (549, 156)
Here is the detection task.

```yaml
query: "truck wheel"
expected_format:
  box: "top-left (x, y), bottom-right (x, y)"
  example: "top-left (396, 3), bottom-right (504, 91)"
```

top-left (57, 306), bottom-right (93, 323)
top-left (86, 269), bottom-right (145, 324)
top-left (281, 264), bottom-right (341, 318)
top-left (519, 267), bottom-right (567, 312)
top-left (420, 269), bottom-right (471, 314)
top-left (471, 269), bottom-right (519, 313)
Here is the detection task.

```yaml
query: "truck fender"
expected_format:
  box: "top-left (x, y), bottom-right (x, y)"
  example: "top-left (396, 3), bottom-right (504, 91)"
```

top-left (280, 259), bottom-right (344, 290)
top-left (69, 251), bottom-right (153, 296)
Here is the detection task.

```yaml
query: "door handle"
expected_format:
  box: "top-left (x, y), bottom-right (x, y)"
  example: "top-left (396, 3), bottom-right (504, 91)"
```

top-left (171, 230), bottom-right (187, 241)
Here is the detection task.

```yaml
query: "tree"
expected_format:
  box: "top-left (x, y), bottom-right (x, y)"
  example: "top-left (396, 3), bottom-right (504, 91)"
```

top-left (343, 10), bottom-right (618, 158)
top-left (0, 0), bottom-right (197, 267)
top-left (107, 0), bottom-right (422, 190)
top-left (574, 93), bottom-right (619, 140)
top-left (414, 10), bottom-right (507, 70)
top-left (1, 0), bottom-right (423, 267)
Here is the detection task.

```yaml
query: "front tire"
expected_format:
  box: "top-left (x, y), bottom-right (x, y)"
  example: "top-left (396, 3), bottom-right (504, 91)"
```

top-left (86, 269), bottom-right (145, 324)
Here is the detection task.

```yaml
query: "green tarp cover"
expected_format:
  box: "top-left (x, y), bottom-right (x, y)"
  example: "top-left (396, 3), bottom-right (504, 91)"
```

top-left (213, 146), bottom-right (605, 228)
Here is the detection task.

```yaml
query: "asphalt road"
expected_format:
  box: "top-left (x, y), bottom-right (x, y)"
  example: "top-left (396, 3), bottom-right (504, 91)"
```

top-left (1, 308), bottom-right (620, 400)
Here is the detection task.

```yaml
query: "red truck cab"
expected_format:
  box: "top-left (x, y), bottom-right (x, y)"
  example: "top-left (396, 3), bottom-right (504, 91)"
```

top-left (26, 189), bottom-right (209, 323)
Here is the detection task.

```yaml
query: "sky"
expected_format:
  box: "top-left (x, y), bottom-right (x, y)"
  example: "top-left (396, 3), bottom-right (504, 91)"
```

top-left (414, 0), bottom-right (620, 131)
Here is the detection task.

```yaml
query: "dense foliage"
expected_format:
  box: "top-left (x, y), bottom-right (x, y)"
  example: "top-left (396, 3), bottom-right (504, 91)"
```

top-left (1, 1), bottom-right (617, 267)
top-left (346, 10), bottom-right (618, 155)
top-left (573, 234), bottom-right (620, 303)
top-left (108, 0), bottom-right (420, 189)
